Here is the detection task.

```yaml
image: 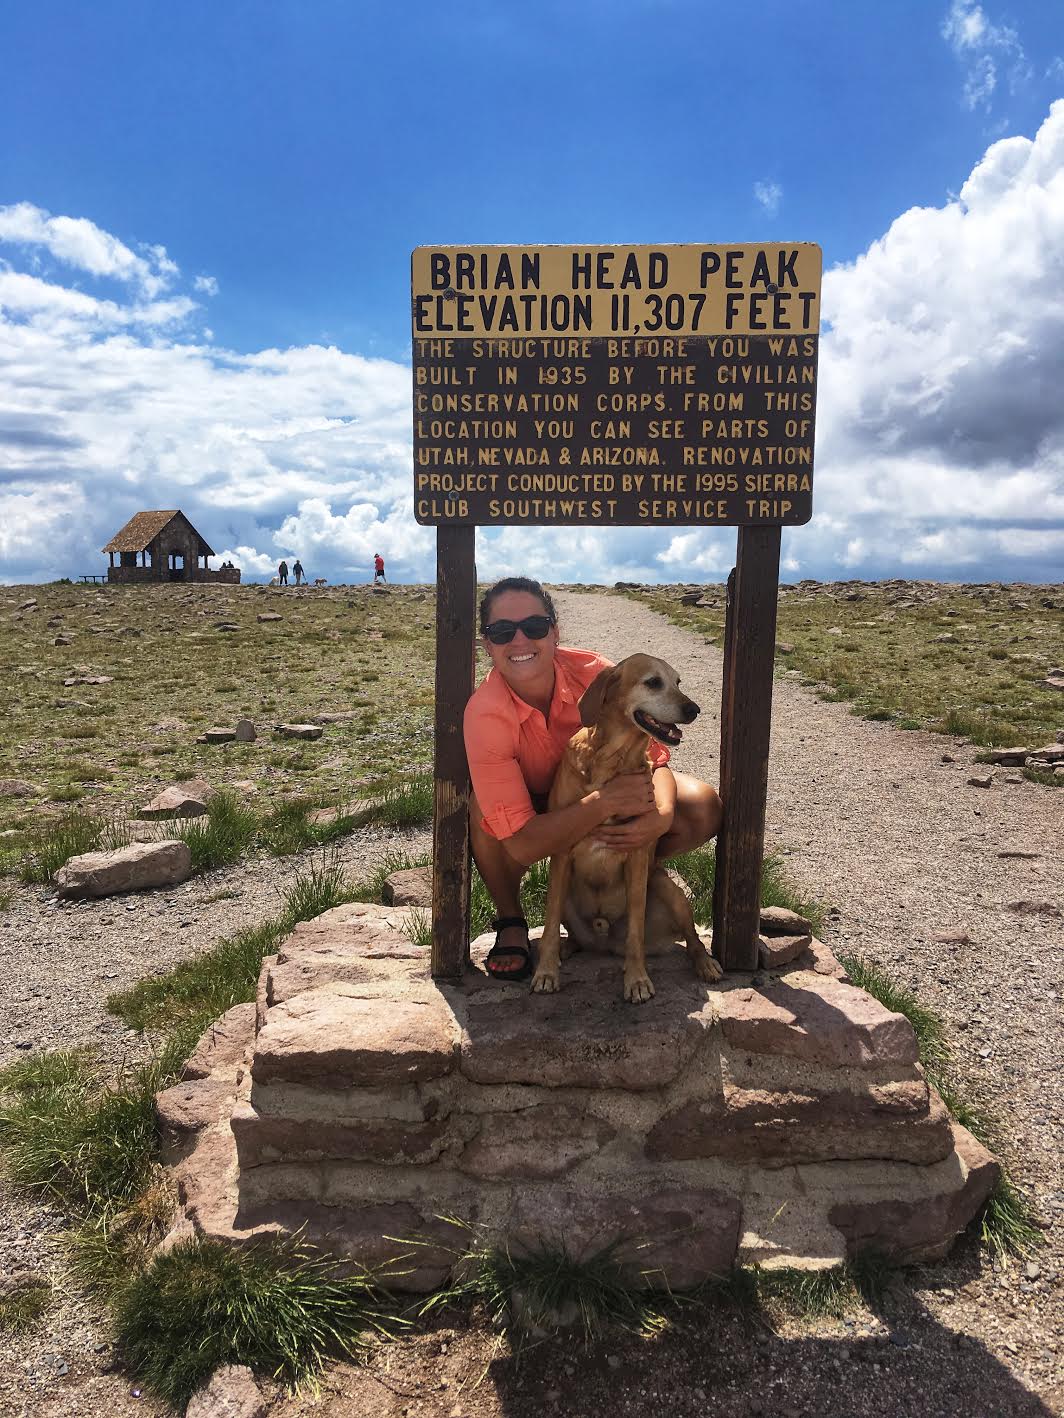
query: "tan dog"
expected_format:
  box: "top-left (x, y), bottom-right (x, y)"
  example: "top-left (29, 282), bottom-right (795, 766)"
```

top-left (531, 653), bottom-right (723, 1003)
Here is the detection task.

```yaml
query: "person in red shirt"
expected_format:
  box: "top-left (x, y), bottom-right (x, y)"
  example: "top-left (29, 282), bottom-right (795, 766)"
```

top-left (464, 575), bottom-right (722, 979)
top-left (373, 553), bottom-right (386, 583)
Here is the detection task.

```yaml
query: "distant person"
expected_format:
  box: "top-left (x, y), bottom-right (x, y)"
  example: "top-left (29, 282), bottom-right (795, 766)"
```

top-left (293, 559), bottom-right (304, 586)
top-left (278, 560), bottom-right (289, 586)
top-left (373, 552), bottom-right (386, 584)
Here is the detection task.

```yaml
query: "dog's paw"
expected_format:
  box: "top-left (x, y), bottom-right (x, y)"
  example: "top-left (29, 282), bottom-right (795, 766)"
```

top-left (693, 953), bottom-right (724, 982)
top-left (530, 968), bottom-right (560, 994)
top-left (624, 972), bottom-right (655, 1004)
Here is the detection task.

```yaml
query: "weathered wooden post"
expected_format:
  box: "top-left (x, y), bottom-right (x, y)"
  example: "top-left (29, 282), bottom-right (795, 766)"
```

top-left (412, 244), bottom-right (821, 979)
top-left (429, 524), bottom-right (476, 978)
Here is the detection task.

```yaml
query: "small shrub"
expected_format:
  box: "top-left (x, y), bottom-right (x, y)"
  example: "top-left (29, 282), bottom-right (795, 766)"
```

top-left (176, 792), bottom-right (257, 872)
top-left (258, 797), bottom-right (318, 856)
top-left (349, 775), bottom-right (434, 832)
top-left (401, 907), bottom-right (432, 949)
top-left (1023, 766), bottom-right (1063, 788)
top-left (279, 853), bottom-right (353, 929)
top-left (0, 1278), bottom-right (51, 1333)
top-left (114, 1238), bottom-right (397, 1408)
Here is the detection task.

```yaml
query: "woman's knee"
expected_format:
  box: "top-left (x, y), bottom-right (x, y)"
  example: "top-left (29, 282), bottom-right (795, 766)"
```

top-left (675, 777), bottom-right (723, 844)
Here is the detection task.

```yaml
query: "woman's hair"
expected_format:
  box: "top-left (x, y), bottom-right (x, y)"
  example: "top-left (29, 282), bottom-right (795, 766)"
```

top-left (479, 576), bottom-right (557, 634)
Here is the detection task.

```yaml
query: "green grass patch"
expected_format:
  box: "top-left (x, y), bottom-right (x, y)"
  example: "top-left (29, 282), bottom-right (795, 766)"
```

top-left (0, 1277), bottom-right (52, 1333)
top-left (348, 774), bottom-right (434, 832)
top-left (18, 810), bottom-right (131, 883)
top-left (1023, 766), bottom-right (1063, 787)
top-left (669, 844), bottom-right (825, 935)
top-left (176, 791), bottom-right (258, 872)
top-left (114, 1237), bottom-right (399, 1409)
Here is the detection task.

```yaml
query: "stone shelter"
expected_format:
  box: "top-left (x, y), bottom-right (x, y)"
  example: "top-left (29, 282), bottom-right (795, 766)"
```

top-left (102, 510), bottom-right (240, 584)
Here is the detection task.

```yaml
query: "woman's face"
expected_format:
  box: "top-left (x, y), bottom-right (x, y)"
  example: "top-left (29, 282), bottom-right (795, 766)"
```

top-left (481, 589), bottom-right (560, 691)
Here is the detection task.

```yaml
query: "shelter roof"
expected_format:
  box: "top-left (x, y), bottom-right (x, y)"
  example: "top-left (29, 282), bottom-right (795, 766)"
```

top-left (101, 510), bottom-right (214, 556)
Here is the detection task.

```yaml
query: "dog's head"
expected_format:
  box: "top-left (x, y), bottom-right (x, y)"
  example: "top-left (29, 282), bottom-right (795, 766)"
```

top-left (578, 653), bottom-right (700, 746)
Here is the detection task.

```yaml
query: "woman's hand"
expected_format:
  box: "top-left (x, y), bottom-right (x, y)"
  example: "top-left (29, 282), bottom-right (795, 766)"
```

top-left (593, 806), bottom-right (669, 853)
top-left (596, 771), bottom-right (656, 820)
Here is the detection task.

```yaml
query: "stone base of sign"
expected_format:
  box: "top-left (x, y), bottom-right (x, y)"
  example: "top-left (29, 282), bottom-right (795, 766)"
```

top-left (157, 903), bottom-right (999, 1291)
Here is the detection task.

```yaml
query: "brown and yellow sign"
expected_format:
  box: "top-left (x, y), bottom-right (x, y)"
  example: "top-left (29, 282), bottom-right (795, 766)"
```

top-left (411, 243), bottom-right (821, 527)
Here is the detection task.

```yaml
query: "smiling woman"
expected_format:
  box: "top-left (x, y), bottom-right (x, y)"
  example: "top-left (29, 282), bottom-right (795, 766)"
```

top-left (462, 575), bottom-right (722, 980)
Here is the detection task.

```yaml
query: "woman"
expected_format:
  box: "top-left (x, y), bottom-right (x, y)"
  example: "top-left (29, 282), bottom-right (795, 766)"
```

top-left (463, 576), bottom-right (723, 979)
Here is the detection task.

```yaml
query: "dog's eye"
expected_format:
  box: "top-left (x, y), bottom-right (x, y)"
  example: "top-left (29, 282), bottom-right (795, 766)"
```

top-left (644, 676), bottom-right (663, 690)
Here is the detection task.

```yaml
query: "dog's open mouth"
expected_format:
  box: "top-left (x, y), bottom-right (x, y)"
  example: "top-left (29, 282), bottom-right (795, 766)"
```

top-left (634, 709), bottom-right (683, 745)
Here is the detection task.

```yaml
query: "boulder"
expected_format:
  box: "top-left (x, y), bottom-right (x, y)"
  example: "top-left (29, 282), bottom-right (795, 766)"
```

top-left (509, 1185), bottom-right (742, 1290)
top-left (0, 778), bottom-right (41, 798)
top-left (382, 865), bottom-right (433, 907)
top-left (828, 1124), bottom-right (1000, 1262)
top-left (967, 774), bottom-right (993, 788)
top-left (63, 674), bottom-right (112, 685)
top-left (716, 976), bottom-right (919, 1069)
top-left (459, 1105), bottom-right (615, 1180)
top-left (202, 727), bottom-right (236, 744)
top-left (182, 1003), bottom-right (257, 1082)
top-left (252, 987), bottom-right (460, 1089)
top-left (759, 905), bottom-right (813, 936)
top-left (275, 724), bottom-right (323, 740)
top-left (139, 777), bottom-right (215, 819)
top-left (54, 840), bottom-right (193, 899)
top-left (185, 1364), bottom-right (270, 1418)
top-left (983, 747), bottom-right (1031, 766)
top-left (233, 719), bottom-right (257, 742)
top-left (758, 932), bottom-right (812, 969)
top-left (256, 612), bottom-right (283, 623)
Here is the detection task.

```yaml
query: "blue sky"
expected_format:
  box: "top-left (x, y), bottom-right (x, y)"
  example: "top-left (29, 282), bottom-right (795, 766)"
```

top-left (1, 1), bottom-right (1063, 585)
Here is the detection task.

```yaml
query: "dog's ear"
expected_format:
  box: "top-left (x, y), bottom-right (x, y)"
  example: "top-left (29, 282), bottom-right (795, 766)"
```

top-left (579, 667), bottom-right (619, 727)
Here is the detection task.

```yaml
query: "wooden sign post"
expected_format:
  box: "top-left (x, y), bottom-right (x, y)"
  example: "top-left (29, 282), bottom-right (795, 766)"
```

top-left (412, 243), bottom-right (821, 978)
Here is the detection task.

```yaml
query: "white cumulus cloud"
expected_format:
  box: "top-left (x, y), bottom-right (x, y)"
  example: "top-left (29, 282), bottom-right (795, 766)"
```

top-left (753, 181), bottom-right (782, 215)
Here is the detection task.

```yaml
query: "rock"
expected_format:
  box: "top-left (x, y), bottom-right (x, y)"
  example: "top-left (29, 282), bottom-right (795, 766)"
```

top-left (983, 747), bottom-right (1032, 766)
top-left (775, 642), bottom-right (795, 654)
top-left (156, 1078), bottom-right (239, 1163)
top-left (932, 633), bottom-right (958, 643)
top-left (185, 1364), bottom-right (270, 1418)
top-left (716, 976), bottom-right (919, 1069)
top-left (648, 1084), bottom-right (952, 1167)
top-left (215, 622), bottom-right (240, 632)
top-left (202, 727), bottom-right (237, 744)
top-left (52, 634), bottom-right (73, 646)
top-left (940, 752), bottom-right (955, 763)
top-left (275, 724), bottom-right (323, 740)
top-left (967, 774), bottom-right (993, 788)
top-left (759, 905), bottom-right (813, 936)
top-left (233, 719), bottom-right (257, 742)
top-left (1029, 744), bottom-right (1064, 763)
top-left (932, 929), bottom-right (971, 945)
top-left (252, 987), bottom-right (460, 1089)
top-left (1006, 900), bottom-right (1062, 918)
top-left (679, 591), bottom-right (704, 606)
top-left (382, 865), bottom-right (433, 907)
top-left (182, 1003), bottom-right (257, 1082)
top-left (19, 598), bottom-right (37, 610)
top-left (459, 1105), bottom-right (615, 1180)
top-left (508, 1186), bottom-right (741, 1291)
top-left (139, 778), bottom-right (215, 819)
top-left (828, 1124), bottom-right (1000, 1262)
top-left (256, 612), bottom-right (283, 623)
top-left (0, 778), bottom-right (41, 798)
top-left (63, 674), bottom-right (112, 685)
top-left (231, 1101), bottom-right (450, 1169)
top-left (1044, 677), bottom-right (1064, 692)
top-left (54, 840), bottom-right (193, 899)
top-left (826, 626), bottom-right (843, 635)
top-left (758, 932), bottom-right (813, 969)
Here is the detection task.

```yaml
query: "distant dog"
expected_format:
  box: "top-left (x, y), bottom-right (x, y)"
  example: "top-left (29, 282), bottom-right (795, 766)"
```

top-left (531, 653), bottom-right (722, 1003)
top-left (313, 577), bottom-right (327, 587)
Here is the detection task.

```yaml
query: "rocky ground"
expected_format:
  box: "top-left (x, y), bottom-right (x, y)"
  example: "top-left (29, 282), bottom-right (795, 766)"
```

top-left (1, 587), bottom-right (1062, 1417)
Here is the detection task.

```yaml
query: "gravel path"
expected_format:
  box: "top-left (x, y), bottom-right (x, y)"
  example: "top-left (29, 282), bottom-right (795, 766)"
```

top-left (1, 588), bottom-right (1061, 1415)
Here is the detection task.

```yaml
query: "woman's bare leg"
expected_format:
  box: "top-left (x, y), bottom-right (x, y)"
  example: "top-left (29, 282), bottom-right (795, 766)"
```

top-left (656, 772), bottom-right (722, 859)
top-left (469, 792), bottom-right (531, 972)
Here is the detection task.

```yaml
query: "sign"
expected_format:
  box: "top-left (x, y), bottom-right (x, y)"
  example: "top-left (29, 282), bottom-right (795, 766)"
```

top-left (412, 243), bottom-right (821, 527)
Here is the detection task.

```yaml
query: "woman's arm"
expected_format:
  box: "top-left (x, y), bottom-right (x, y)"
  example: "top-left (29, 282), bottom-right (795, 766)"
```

top-left (501, 770), bottom-right (659, 867)
top-left (590, 765), bottom-right (676, 853)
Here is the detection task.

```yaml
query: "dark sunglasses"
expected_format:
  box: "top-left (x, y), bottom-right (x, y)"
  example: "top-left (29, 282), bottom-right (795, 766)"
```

top-left (483, 614), bottom-right (555, 645)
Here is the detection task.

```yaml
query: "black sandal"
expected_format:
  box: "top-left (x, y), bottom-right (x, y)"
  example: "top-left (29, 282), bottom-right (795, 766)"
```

top-left (485, 915), bottom-right (534, 982)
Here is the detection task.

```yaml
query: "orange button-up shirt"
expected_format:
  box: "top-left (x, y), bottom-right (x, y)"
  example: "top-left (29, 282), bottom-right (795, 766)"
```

top-left (463, 645), bottom-right (670, 841)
